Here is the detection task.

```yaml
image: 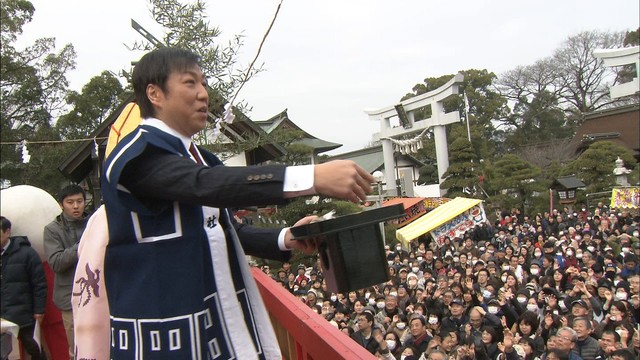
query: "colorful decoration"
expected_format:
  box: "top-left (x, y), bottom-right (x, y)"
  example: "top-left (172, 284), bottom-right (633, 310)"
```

top-left (610, 187), bottom-right (640, 209)
top-left (430, 204), bottom-right (487, 246)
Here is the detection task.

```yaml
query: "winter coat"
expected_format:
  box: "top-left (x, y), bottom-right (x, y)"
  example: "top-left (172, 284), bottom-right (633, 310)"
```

top-left (0, 236), bottom-right (47, 327)
top-left (44, 212), bottom-right (87, 310)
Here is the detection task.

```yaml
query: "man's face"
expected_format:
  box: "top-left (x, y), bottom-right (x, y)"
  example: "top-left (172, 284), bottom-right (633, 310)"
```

top-left (409, 318), bottom-right (426, 337)
top-left (150, 66), bottom-right (210, 137)
top-left (1, 228), bottom-right (10, 247)
top-left (572, 305), bottom-right (588, 317)
top-left (357, 315), bottom-right (371, 331)
top-left (469, 310), bottom-right (483, 329)
top-left (555, 330), bottom-right (575, 352)
top-left (510, 256), bottom-right (518, 267)
top-left (477, 271), bottom-right (488, 285)
top-left (61, 193), bottom-right (85, 220)
top-left (599, 333), bottom-right (617, 353)
top-left (442, 334), bottom-right (456, 351)
top-left (572, 320), bottom-right (590, 340)
top-left (385, 295), bottom-right (397, 310)
top-left (629, 275), bottom-right (639, 294)
top-left (450, 303), bottom-right (464, 317)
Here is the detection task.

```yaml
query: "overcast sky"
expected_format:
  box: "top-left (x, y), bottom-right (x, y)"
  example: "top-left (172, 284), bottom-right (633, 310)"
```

top-left (19, 0), bottom-right (639, 154)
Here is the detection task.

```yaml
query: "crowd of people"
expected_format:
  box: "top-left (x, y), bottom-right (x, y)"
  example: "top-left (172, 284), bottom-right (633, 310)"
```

top-left (265, 204), bottom-right (640, 360)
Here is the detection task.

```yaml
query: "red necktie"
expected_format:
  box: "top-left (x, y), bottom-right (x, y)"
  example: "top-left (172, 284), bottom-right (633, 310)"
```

top-left (188, 143), bottom-right (204, 165)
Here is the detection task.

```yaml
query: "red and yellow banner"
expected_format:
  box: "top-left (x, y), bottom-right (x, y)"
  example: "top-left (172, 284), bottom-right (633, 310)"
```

top-left (611, 187), bottom-right (640, 209)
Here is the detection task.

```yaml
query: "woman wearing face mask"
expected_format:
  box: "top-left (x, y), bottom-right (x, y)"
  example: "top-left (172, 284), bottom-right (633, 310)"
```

top-left (501, 271), bottom-right (520, 294)
top-left (596, 300), bottom-right (634, 339)
top-left (392, 314), bottom-right (411, 346)
top-left (511, 290), bottom-right (532, 316)
top-left (614, 281), bottom-right (631, 302)
top-left (425, 313), bottom-right (441, 338)
top-left (377, 330), bottom-right (402, 359)
top-left (563, 246), bottom-right (579, 269)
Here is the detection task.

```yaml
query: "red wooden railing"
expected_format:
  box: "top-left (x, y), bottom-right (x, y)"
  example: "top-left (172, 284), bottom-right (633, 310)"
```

top-left (252, 268), bottom-right (376, 360)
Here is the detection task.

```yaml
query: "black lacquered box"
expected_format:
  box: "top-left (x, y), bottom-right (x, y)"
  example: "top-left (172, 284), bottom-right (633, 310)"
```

top-left (290, 204), bottom-right (405, 293)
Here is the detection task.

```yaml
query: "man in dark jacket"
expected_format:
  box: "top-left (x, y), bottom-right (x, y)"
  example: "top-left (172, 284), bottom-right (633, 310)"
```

top-left (1, 216), bottom-right (47, 360)
top-left (572, 317), bottom-right (604, 360)
top-left (350, 311), bottom-right (380, 354)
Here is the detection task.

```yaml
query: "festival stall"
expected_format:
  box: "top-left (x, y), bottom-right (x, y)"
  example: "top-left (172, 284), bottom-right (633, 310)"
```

top-left (396, 197), bottom-right (486, 247)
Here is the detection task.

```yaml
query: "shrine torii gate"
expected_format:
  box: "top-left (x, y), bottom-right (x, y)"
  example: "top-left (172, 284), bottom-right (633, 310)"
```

top-left (366, 73), bottom-right (464, 196)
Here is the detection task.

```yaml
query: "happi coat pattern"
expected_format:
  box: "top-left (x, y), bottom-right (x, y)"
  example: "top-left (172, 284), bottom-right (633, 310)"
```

top-left (101, 124), bottom-right (289, 360)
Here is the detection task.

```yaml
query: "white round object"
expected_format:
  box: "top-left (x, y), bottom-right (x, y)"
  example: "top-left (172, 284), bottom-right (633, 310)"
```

top-left (1, 185), bottom-right (61, 260)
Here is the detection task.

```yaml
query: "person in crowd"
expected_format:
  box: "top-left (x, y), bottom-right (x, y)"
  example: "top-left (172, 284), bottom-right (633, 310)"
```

top-left (480, 325), bottom-right (500, 360)
top-left (465, 306), bottom-right (502, 345)
top-left (598, 329), bottom-right (621, 356)
top-left (515, 311), bottom-right (545, 358)
top-left (403, 314), bottom-right (432, 354)
top-left (1, 216), bottom-right (47, 360)
top-left (542, 327), bottom-right (583, 360)
top-left (441, 298), bottom-right (468, 337)
top-left (44, 184), bottom-right (88, 359)
top-left (571, 317), bottom-right (603, 360)
top-left (351, 311), bottom-right (380, 354)
top-left (375, 293), bottom-right (403, 331)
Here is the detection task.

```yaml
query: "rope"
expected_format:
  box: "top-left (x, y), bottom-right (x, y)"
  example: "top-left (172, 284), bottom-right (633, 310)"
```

top-left (0, 137), bottom-right (108, 145)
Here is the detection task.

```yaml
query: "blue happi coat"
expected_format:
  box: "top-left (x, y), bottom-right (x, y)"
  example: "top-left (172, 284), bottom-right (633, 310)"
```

top-left (101, 124), bottom-right (284, 359)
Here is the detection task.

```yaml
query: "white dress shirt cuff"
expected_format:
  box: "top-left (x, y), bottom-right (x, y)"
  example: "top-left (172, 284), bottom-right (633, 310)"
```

top-left (278, 228), bottom-right (291, 251)
top-left (283, 165), bottom-right (315, 198)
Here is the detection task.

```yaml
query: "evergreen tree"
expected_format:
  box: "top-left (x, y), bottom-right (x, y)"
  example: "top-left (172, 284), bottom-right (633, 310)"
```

top-left (565, 141), bottom-right (638, 193)
top-left (440, 137), bottom-right (480, 197)
top-left (491, 154), bottom-right (543, 212)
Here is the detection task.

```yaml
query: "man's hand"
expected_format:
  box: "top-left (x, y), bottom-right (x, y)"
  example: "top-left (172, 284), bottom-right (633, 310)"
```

top-left (314, 161), bottom-right (374, 203)
top-left (284, 216), bottom-right (320, 255)
top-left (34, 314), bottom-right (44, 322)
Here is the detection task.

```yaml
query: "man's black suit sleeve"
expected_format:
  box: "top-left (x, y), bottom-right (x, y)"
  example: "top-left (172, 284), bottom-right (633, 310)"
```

top-left (120, 146), bottom-right (289, 209)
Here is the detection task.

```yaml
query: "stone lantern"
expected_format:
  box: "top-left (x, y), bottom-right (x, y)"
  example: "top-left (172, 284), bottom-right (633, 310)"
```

top-left (613, 157), bottom-right (632, 186)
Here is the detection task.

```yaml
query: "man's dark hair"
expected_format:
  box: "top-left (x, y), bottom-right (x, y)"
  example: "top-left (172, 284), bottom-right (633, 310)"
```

top-left (477, 268), bottom-right (490, 278)
top-left (57, 184), bottom-right (86, 203)
top-left (610, 349), bottom-right (635, 360)
top-left (360, 311), bottom-right (374, 323)
top-left (0, 216), bottom-right (11, 232)
top-left (132, 48), bottom-right (202, 118)
top-left (601, 329), bottom-right (621, 342)
top-left (409, 314), bottom-right (426, 326)
top-left (543, 254), bottom-right (555, 264)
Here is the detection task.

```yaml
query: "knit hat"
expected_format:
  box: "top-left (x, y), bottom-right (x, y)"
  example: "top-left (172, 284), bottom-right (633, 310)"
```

top-left (597, 278), bottom-right (612, 289)
top-left (616, 281), bottom-right (630, 294)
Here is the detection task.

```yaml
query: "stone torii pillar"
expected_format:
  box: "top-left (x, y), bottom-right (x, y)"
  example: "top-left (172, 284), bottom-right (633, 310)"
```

top-left (366, 73), bottom-right (464, 196)
top-left (593, 46), bottom-right (640, 99)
